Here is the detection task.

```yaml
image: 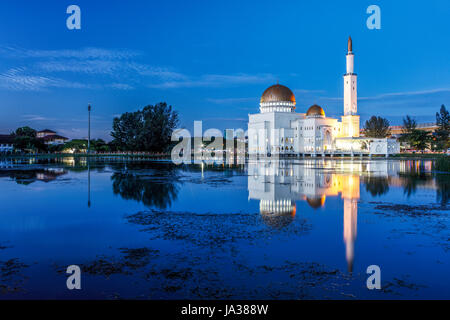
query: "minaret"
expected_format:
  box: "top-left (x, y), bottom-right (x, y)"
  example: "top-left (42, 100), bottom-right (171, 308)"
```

top-left (342, 36), bottom-right (360, 137)
top-left (344, 36), bottom-right (357, 115)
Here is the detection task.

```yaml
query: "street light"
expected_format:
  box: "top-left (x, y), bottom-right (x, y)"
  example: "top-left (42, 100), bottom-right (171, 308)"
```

top-left (87, 103), bottom-right (92, 208)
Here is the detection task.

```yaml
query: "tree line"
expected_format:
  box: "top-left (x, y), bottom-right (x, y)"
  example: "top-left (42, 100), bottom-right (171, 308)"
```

top-left (10, 126), bottom-right (111, 154)
top-left (9, 102), bottom-right (449, 154)
top-left (8, 102), bottom-right (179, 154)
top-left (363, 104), bottom-right (449, 152)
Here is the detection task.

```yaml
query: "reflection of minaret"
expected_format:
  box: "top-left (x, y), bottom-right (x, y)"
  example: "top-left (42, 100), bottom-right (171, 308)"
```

top-left (87, 159), bottom-right (91, 208)
top-left (343, 198), bottom-right (357, 272)
top-left (341, 175), bottom-right (359, 272)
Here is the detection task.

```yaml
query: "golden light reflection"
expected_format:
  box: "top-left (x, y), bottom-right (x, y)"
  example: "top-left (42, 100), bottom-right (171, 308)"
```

top-left (248, 160), bottom-right (362, 272)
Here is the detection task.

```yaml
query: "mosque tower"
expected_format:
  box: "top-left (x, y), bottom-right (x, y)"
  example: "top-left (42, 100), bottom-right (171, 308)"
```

top-left (341, 36), bottom-right (360, 137)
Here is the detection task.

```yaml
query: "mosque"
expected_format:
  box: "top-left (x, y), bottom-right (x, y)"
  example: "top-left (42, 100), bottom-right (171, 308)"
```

top-left (248, 37), bottom-right (400, 156)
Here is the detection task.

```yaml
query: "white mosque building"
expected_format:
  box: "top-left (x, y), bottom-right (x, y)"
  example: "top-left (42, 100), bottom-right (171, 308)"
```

top-left (248, 37), bottom-right (400, 157)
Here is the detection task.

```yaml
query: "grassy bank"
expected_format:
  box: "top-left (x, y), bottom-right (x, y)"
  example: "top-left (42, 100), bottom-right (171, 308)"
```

top-left (390, 153), bottom-right (449, 160)
top-left (0, 153), bottom-right (171, 160)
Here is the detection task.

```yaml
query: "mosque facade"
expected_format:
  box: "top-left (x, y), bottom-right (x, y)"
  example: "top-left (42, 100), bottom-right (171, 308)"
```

top-left (248, 37), bottom-right (400, 156)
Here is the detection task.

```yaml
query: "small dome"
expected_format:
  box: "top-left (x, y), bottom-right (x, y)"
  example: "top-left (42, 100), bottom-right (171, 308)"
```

top-left (306, 104), bottom-right (325, 117)
top-left (260, 84), bottom-right (296, 105)
top-left (306, 196), bottom-right (326, 209)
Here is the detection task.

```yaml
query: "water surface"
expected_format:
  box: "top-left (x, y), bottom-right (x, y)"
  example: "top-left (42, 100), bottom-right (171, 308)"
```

top-left (0, 157), bottom-right (448, 299)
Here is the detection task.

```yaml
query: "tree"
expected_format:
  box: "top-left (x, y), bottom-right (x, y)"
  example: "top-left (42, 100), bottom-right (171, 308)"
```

top-left (111, 111), bottom-right (144, 151)
top-left (363, 176), bottom-right (390, 196)
top-left (63, 139), bottom-right (88, 153)
top-left (14, 126), bottom-right (37, 138)
top-left (91, 139), bottom-right (110, 152)
top-left (363, 116), bottom-right (391, 138)
top-left (402, 115), bottom-right (417, 134)
top-left (408, 129), bottom-right (430, 152)
top-left (13, 126), bottom-right (46, 153)
top-left (400, 115), bottom-right (430, 152)
top-left (111, 102), bottom-right (179, 152)
top-left (435, 104), bottom-right (450, 151)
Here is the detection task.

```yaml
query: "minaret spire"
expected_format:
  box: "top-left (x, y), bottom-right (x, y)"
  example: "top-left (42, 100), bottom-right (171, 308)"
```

top-left (342, 36), bottom-right (360, 137)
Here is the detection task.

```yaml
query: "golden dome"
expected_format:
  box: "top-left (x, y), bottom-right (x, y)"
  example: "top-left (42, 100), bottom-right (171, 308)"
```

top-left (306, 104), bottom-right (325, 117)
top-left (306, 195), bottom-right (326, 209)
top-left (260, 84), bottom-right (296, 105)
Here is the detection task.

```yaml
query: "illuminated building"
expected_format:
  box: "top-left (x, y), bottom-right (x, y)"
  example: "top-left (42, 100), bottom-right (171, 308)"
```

top-left (248, 37), bottom-right (400, 156)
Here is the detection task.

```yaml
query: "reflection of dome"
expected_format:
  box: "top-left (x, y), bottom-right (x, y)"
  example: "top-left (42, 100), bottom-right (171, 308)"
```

top-left (260, 84), bottom-right (296, 105)
top-left (306, 104), bottom-right (325, 117)
top-left (306, 195), bottom-right (326, 209)
top-left (260, 200), bottom-right (296, 229)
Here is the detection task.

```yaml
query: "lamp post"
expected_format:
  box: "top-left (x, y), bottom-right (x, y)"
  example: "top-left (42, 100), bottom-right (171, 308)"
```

top-left (88, 104), bottom-right (91, 155)
top-left (87, 103), bottom-right (92, 207)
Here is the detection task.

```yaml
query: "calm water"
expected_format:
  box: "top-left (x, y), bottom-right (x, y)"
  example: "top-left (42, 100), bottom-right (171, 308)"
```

top-left (0, 157), bottom-right (449, 299)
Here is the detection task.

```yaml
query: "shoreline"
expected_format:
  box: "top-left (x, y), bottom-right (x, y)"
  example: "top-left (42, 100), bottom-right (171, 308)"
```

top-left (1, 153), bottom-right (448, 161)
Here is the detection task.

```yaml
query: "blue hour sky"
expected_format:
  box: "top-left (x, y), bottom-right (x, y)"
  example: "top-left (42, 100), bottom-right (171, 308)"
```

top-left (0, 0), bottom-right (448, 140)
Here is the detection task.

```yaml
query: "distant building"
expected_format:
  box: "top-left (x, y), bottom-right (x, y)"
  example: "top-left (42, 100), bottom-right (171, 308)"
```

top-left (41, 134), bottom-right (69, 145)
top-left (36, 129), bottom-right (68, 145)
top-left (0, 135), bottom-right (14, 154)
top-left (389, 122), bottom-right (438, 138)
top-left (36, 129), bottom-right (57, 138)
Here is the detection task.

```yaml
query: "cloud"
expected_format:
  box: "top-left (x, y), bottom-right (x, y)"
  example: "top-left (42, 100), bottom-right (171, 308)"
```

top-left (35, 60), bottom-right (185, 81)
top-left (0, 67), bottom-right (91, 91)
top-left (293, 88), bottom-right (326, 95)
top-left (108, 83), bottom-right (135, 90)
top-left (206, 97), bottom-right (258, 104)
top-left (0, 46), bottom-right (276, 92)
top-left (36, 60), bottom-right (120, 75)
top-left (358, 88), bottom-right (450, 101)
top-left (149, 73), bottom-right (276, 89)
top-left (22, 114), bottom-right (56, 121)
top-left (317, 88), bottom-right (450, 102)
top-left (0, 46), bottom-right (140, 60)
top-left (203, 117), bottom-right (248, 122)
top-left (0, 46), bottom-right (190, 91)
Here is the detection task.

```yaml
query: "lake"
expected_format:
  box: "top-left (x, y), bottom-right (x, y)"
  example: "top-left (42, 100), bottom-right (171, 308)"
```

top-left (0, 157), bottom-right (448, 299)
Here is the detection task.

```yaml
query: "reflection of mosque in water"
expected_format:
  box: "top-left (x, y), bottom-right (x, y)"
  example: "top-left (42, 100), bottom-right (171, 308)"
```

top-left (247, 159), bottom-right (400, 272)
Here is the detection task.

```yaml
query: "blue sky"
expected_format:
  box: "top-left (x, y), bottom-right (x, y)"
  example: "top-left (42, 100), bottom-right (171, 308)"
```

top-left (0, 0), bottom-right (448, 140)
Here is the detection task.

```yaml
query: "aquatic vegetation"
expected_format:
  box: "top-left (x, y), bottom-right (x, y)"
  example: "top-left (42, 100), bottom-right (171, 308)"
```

top-left (0, 258), bottom-right (29, 294)
top-left (79, 248), bottom-right (160, 278)
top-left (125, 209), bottom-right (312, 248)
top-left (372, 203), bottom-right (445, 217)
